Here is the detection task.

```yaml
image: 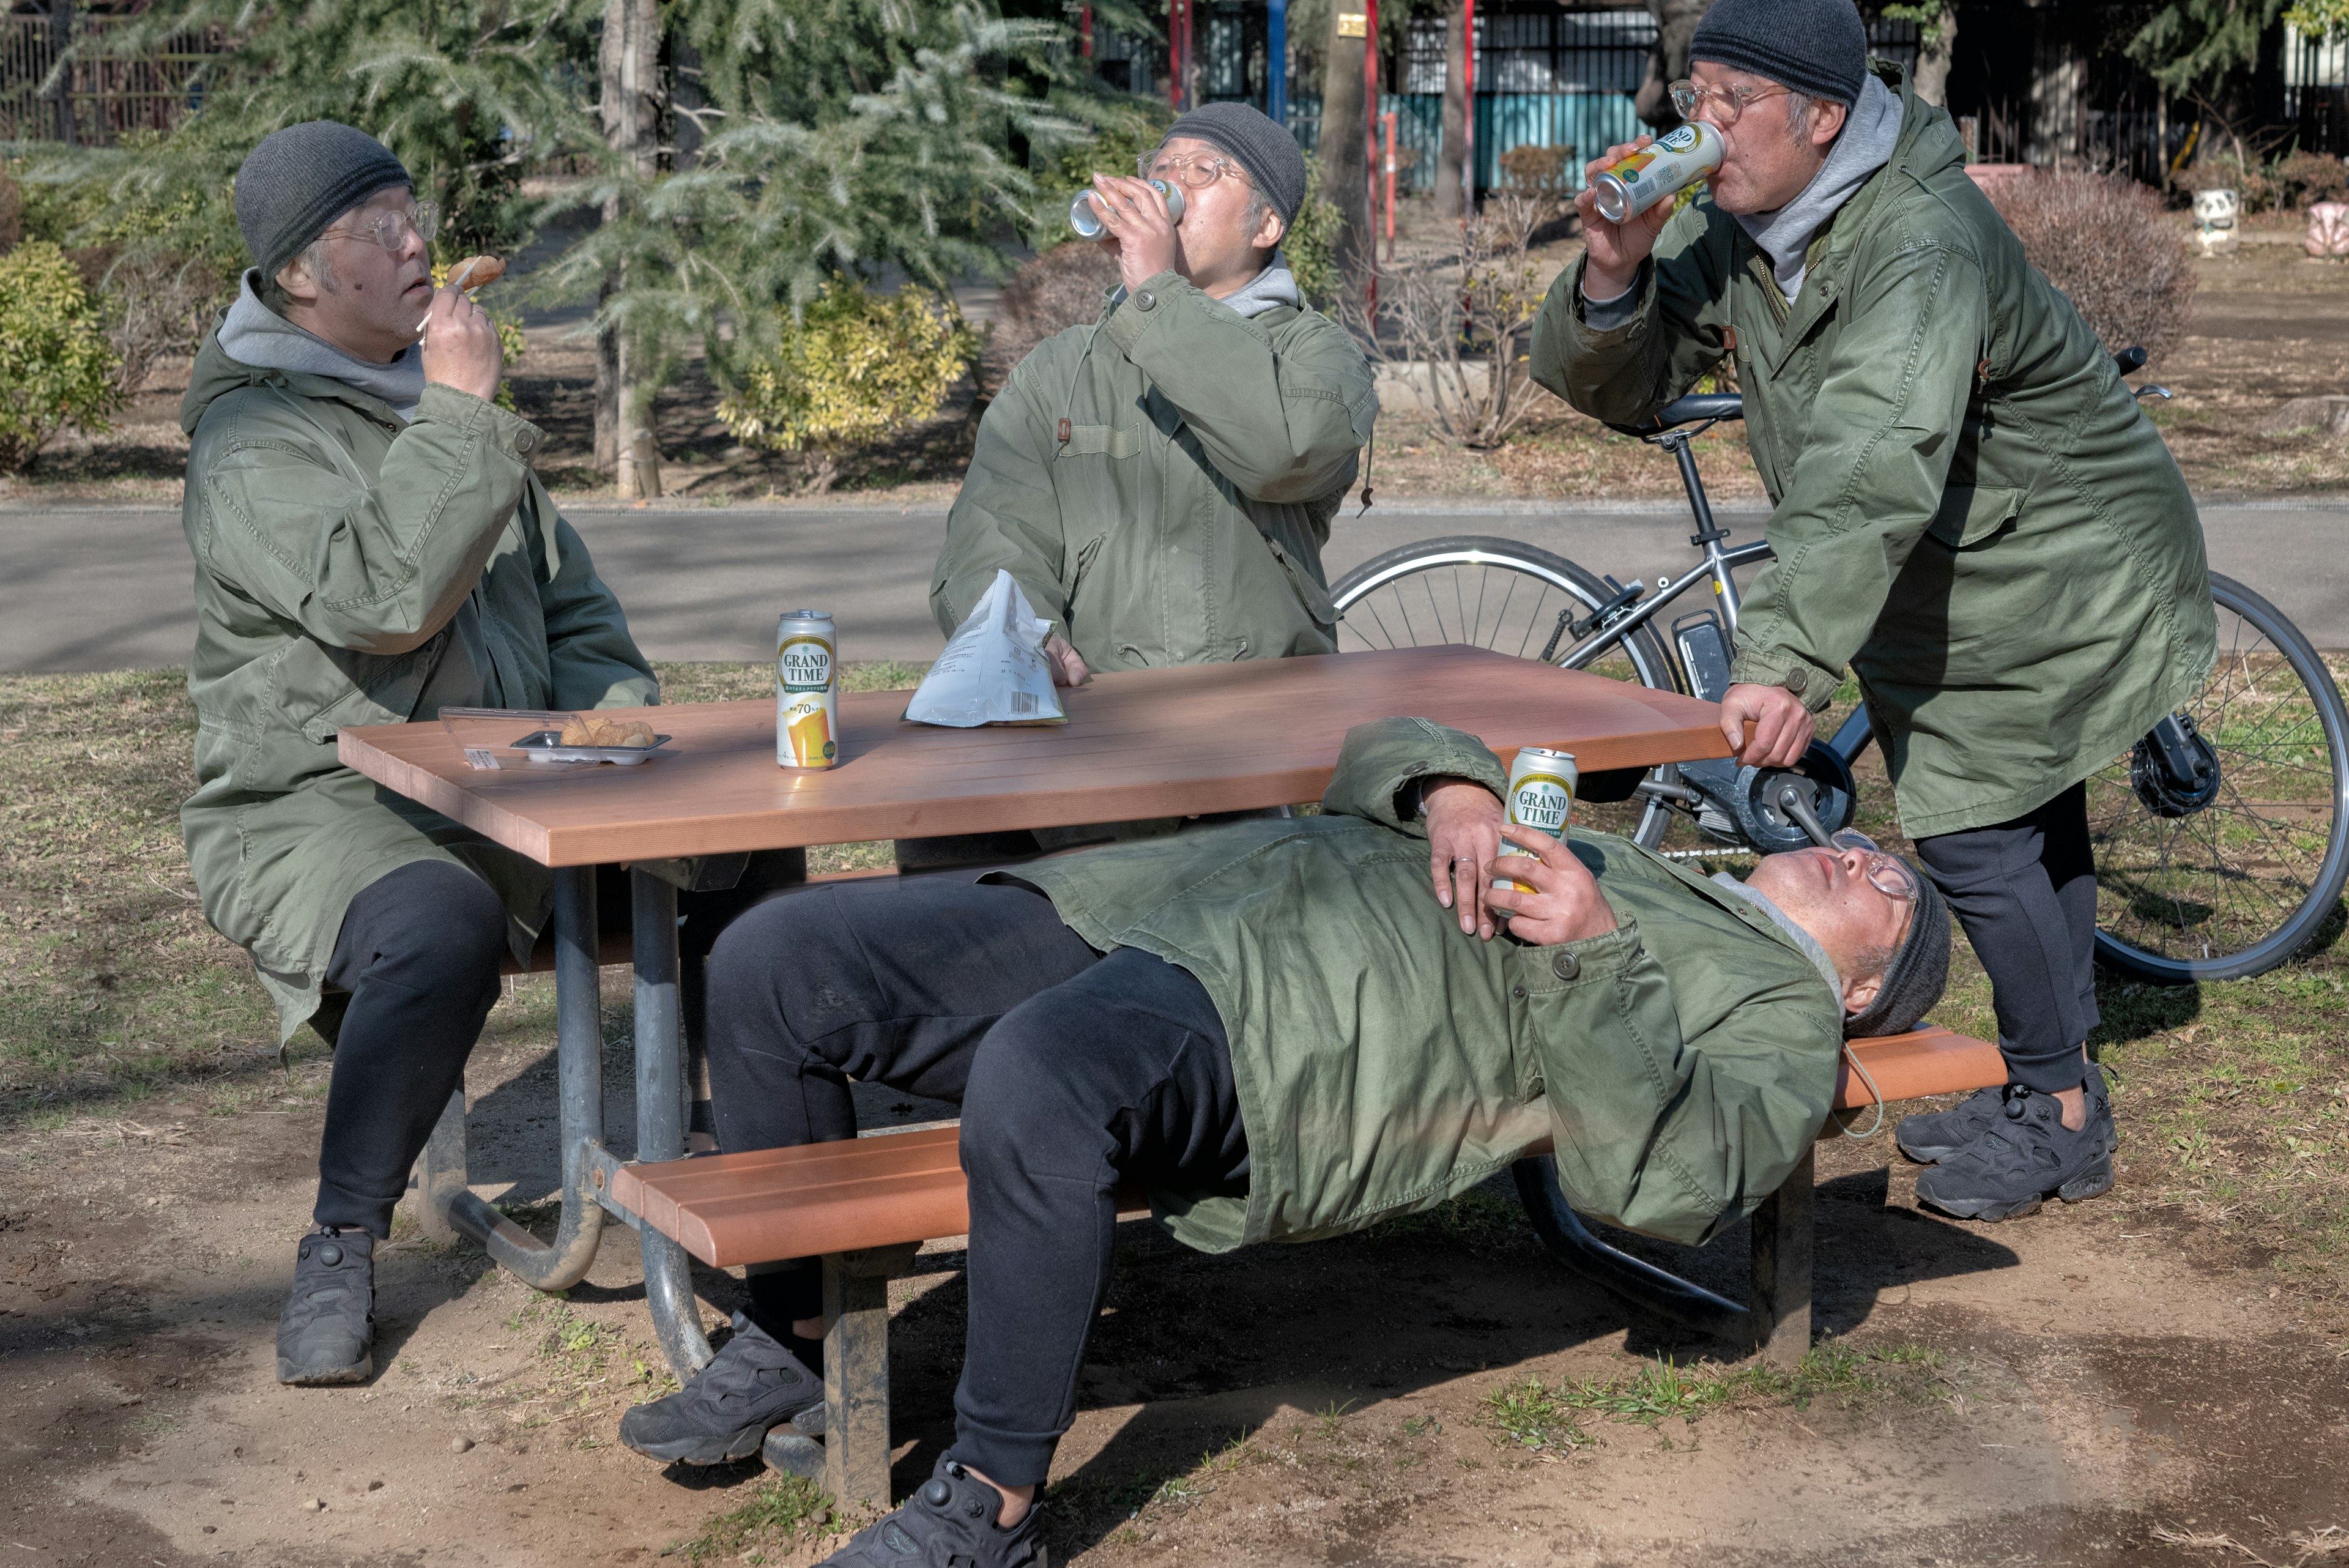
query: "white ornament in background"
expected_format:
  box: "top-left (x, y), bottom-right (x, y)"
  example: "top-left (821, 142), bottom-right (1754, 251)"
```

top-left (2306, 201), bottom-right (2349, 259)
top-left (2193, 188), bottom-right (2240, 258)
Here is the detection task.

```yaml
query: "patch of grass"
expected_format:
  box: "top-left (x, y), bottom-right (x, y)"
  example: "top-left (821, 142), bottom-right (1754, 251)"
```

top-left (666, 1474), bottom-right (835, 1564)
top-left (1483, 1342), bottom-right (1948, 1451)
top-left (1354, 1186), bottom-right (1535, 1254)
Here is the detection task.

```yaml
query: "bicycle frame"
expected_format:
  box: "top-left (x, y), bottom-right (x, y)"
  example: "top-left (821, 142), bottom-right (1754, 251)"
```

top-left (1549, 418), bottom-right (1875, 772)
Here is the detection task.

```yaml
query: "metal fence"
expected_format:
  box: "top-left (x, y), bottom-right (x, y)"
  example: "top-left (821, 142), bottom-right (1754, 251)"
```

top-left (1, 14), bottom-right (217, 145)
top-left (2287, 22), bottom-right (2349, 155)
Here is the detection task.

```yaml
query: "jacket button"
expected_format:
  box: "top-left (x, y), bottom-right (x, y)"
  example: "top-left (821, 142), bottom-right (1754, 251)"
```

top-left (1511, 985), bottom-right (1526, 1000)
top-left (1784, 667), bottom-right (1808, 695)
top-left (1551, 950), bottom-right (1580, 980)
top-left (1134, 289), bottom-right (1156, 311)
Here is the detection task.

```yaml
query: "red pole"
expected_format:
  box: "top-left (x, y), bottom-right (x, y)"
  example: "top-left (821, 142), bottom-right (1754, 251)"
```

top-left (1080, 1), bottom-right (1092, 59)
top-left (1364, 0), bottom-right (1379, 310)
top-left (1460, 0), bottom-right (1475, 232)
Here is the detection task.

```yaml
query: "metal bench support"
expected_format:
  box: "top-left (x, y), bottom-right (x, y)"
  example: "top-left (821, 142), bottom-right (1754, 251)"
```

top-left (762, 1242), bottom-right (923, 1507)
top-left (1749, 1147), bottom-right (1814, 1367)
top-left (633, 868), bottom-right (716, 1380)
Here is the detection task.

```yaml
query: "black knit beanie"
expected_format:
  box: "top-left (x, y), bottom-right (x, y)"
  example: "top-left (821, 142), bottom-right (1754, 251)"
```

top-left (1844, 859), bottom-right (1950, 1039)
top-left (1688, 0), bottom-right (1870, 108)
top-left (1162, 102), bottom-right (1309, 229)
top-left (234, 121), bottom-right (412, 283)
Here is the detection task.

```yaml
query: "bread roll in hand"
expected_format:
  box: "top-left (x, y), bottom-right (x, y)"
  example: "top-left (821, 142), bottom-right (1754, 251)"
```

top-left (447, 255), bottom-right (506, 292)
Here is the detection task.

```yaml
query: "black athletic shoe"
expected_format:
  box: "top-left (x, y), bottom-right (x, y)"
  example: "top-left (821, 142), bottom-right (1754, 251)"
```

top-left (276, 1227), bottom-right (376, 1385)
top-left (818, 1454), bottom-right (1048, 1568)
top-left (1914, 1080), bottom-right (2116, 1221)
top-left (1894, 1084), bottom-right (2010, 1164)
top-left (618, 1312), bottom-right (824, 1465)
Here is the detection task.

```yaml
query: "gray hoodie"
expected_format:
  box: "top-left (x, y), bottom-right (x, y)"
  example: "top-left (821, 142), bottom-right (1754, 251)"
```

top-left (215, 269), bottom-right (428, 421)
top-left (1583, 73), bottom-right (1906, 322)
top-left (1110, 252), bottom-right (1302, 321)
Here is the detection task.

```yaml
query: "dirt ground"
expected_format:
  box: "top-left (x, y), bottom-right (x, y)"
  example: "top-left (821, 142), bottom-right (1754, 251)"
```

top-left (4, 1014), bottom-right (2346, 1568)
top-left (4, 208), bottom-right (2344, 510)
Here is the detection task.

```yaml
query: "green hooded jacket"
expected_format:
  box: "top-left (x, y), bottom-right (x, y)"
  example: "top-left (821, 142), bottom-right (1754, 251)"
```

top-left (1530, 67), bottom-right (2217, 838)
top-left (1004, 717), bottom-right (1845, 1253)
top-left (932, 268), bottom-right (1378, 671)
top-left (177, 335), bottom-right (656, 1042)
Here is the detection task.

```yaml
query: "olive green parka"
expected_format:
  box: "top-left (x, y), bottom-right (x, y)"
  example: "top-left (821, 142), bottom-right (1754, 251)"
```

top-left (933, 269), bottom-right (1378, 672)
top-left (1531, 67), bottom-right (2217, 838)
top-left (1006, 718), bottom-right (1845, 1253)
top-left (177, 336), bottom-right (656, 1043)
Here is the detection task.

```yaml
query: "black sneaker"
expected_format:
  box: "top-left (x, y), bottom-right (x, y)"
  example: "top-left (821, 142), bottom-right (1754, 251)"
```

top-left (817, 1454), bottom-right (1047, 1568)
top-left (1913, 1080), bottom-right (2116, 1221)
top-left (1894, 1084), bottom-right (2010, 1164)
top-left (618, 1312), bottom-right (823, 1465)
top-left (276, 1227), bottom-right (376, 1384)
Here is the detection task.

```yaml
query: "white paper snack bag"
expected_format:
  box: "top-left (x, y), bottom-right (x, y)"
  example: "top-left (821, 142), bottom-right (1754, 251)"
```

top-left (903, 570), bottom-right (1067, 727)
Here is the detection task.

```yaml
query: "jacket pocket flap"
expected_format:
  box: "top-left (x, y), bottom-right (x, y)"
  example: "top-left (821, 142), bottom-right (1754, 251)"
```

top-left (297, 641), bottom-right (442, 743)
top-left (1058, 422), bottom-right (1145, 459)
top-left (1927, 485), bottom-right (2025, 549)
top-left (1260, 533), bottom-right (1339, 626)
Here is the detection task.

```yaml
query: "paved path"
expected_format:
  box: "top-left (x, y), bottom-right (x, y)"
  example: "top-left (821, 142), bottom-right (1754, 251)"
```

top-left (4, 498), bottom-right (2344, 672)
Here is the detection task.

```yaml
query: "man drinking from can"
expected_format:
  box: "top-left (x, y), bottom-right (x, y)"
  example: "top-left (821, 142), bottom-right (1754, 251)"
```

top-left (1530, 0), bottom-right (2217, 1222)
top-left (932, 102), bottom-right (1376, 692)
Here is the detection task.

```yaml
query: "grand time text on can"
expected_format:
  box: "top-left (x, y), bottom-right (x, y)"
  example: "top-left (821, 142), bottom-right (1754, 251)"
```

top-left (776, 611), bottom-right (838, 770)
top-left (1494, 746), bottom-right (1578, 905)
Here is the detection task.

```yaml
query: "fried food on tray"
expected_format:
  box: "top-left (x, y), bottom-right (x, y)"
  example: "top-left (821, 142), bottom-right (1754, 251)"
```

top-left (447, 255), bottom-right (507, 292)
top-left (557, 713), bottom-right (657, 748)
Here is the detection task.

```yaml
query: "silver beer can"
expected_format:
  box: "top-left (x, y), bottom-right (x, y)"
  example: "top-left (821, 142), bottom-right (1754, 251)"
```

top-left (1591, 121), bottom-right (1726, 223)
top-left (1494, 746), bottom-right (1578, 904)
top-left (1069, 179), bottom-right (1187, 238)
top-left (776, 611), bottom-right (838, 770)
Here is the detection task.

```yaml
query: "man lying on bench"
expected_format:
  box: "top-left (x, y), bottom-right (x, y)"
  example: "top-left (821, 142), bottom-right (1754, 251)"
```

top-left (619, 716), bottom-right (1950, 1567)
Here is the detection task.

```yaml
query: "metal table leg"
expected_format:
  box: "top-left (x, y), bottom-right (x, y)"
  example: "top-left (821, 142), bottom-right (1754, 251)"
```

top-left (434, 866), bottom-right (609, 1290)
top-left (634, 867), bottom-right (716, 1380)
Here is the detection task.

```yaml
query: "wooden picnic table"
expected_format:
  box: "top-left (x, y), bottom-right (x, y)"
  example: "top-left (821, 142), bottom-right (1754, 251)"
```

top-left (338, 644), bottom-right (1731, 1377)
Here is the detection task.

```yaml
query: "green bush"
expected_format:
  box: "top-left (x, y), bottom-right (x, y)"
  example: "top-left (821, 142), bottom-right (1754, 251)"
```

top-left (1285, 153), bottom-right (1347, 313)
top-left (717, 277), bottom-right (978, 493)
top-left (0, 241), bottom-right (123, 475)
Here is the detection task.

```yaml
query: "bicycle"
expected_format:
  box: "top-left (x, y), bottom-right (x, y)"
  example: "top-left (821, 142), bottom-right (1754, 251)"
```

top-left (1330, 351), bottom-right (2349, 986)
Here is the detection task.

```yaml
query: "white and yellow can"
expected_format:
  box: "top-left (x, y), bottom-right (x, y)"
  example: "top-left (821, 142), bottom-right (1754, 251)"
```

top-left (1494, 745), bottom-right (1578, 902)
top-left (776, 611), bottom-right (838, 770)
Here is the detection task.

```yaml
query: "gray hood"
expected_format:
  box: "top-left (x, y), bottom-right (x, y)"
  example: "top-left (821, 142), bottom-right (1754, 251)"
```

top-left (215, 269), bottom-right (427, 421)
top-left (1734, 72), bottom-right (1904, 301)
top-left (1110, 253), bottom-right (1302, 321)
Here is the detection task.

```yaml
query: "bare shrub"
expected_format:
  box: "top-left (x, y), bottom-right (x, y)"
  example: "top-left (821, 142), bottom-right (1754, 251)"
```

top-left (1987, 171), bottom-right (2196, 368)
top-left (1497, 144), bottom-right (1576, 200)
top-left (1346, 193), bottom-right (1554, 448)
top-left (94, 250), bottom-right (232, 396)
top-left (978, 242), bottom-right (1120, 399)
top-left (2272, 149), bottom-right (2349, 209)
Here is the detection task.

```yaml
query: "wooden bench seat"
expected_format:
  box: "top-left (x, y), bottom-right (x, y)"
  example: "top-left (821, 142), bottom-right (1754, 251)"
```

top-left (607, 1024), bottom-right (2006, 1504)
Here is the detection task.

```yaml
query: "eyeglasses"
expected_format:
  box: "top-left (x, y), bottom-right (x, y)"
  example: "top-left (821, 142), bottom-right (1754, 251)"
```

top-left (1137, 150), bottom-right (1252, 190)
top-left (1669, 78), bottom-right (1794, 128)
top-left (319, 199), bottom-right (440, 255)
top-left (1828, 830), bottom-right (1923, 904)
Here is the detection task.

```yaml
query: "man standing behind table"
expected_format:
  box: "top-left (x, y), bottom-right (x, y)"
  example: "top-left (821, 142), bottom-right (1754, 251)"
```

top-left (1530, 0), bottom-right (2216, 1221)
top-left (933, 102), bottom-right (1377, 688)
top-left (179, 122), bottom-right (762, 1387)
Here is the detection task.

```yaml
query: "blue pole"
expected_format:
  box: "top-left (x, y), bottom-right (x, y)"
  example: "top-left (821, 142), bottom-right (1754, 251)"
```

top-left (1267, 0), bottom-right (1288, 127)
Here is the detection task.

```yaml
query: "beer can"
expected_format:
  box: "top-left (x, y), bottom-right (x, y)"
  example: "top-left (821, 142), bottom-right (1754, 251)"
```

top-left (1591, 121), bottom-right (1726, 224)
top-left (776, 611), bottom-right (838, 770)
top-left (1069, 179), bottom-right (1187, 239)
top-left (1494, 746), bottom-right (1578, 902)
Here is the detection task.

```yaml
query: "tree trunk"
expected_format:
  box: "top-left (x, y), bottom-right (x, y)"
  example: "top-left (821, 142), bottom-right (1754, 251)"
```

top-left (47, 0), bottom-right (76, 147)
top-left (1634, 0), bottom-right (1710, 131)
top-left (596, 0), bottom-right (663, 496)
top-left (1321, 6), bottom-right (1374, 289)
top-left (1434, 0), bottom-right (1469, 220)
top-left (1913, 4), bottom-right (1958, 108)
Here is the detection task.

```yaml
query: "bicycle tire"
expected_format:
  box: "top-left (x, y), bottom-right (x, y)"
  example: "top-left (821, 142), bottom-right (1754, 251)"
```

top-left (1329, 537), bottom-right (1689, 845)
top-left (2089, 572), bottom-right (2349, 983)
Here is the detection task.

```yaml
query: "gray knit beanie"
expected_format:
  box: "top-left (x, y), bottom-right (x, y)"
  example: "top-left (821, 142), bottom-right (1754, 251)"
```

top-left (1844, 859), bottom-right (1949, 1039)
top-left (1162, 102), bottom-right (1309, 229)
top-left (234, 121), bottom-right (412, 283)
top-left (1689, 0), bottom-right (1870, 108)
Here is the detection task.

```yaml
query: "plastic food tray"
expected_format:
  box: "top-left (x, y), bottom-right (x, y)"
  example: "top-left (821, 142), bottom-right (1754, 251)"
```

top-left (510, 729), bottom-right (673, 765)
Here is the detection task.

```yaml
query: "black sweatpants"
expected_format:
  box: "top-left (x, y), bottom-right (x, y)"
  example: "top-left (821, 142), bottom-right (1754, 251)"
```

top-left (1913, 781), bottom-right (2098, 1094)
top-left (314, 855), bottom-right (796, 1238)
top-left (703, 877), bottom-right (1250, 1488)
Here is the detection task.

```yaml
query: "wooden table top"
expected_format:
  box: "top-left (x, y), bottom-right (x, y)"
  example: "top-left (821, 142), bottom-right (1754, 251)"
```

top-left (338, 645), bottom-right (1730, 868)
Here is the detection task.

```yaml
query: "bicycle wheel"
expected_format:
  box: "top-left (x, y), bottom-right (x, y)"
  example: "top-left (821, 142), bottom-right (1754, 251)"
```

top-left (1329, 537), bottom-right (1688, 844)
top-left (2090, 573), bottom-right (2349, 983)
